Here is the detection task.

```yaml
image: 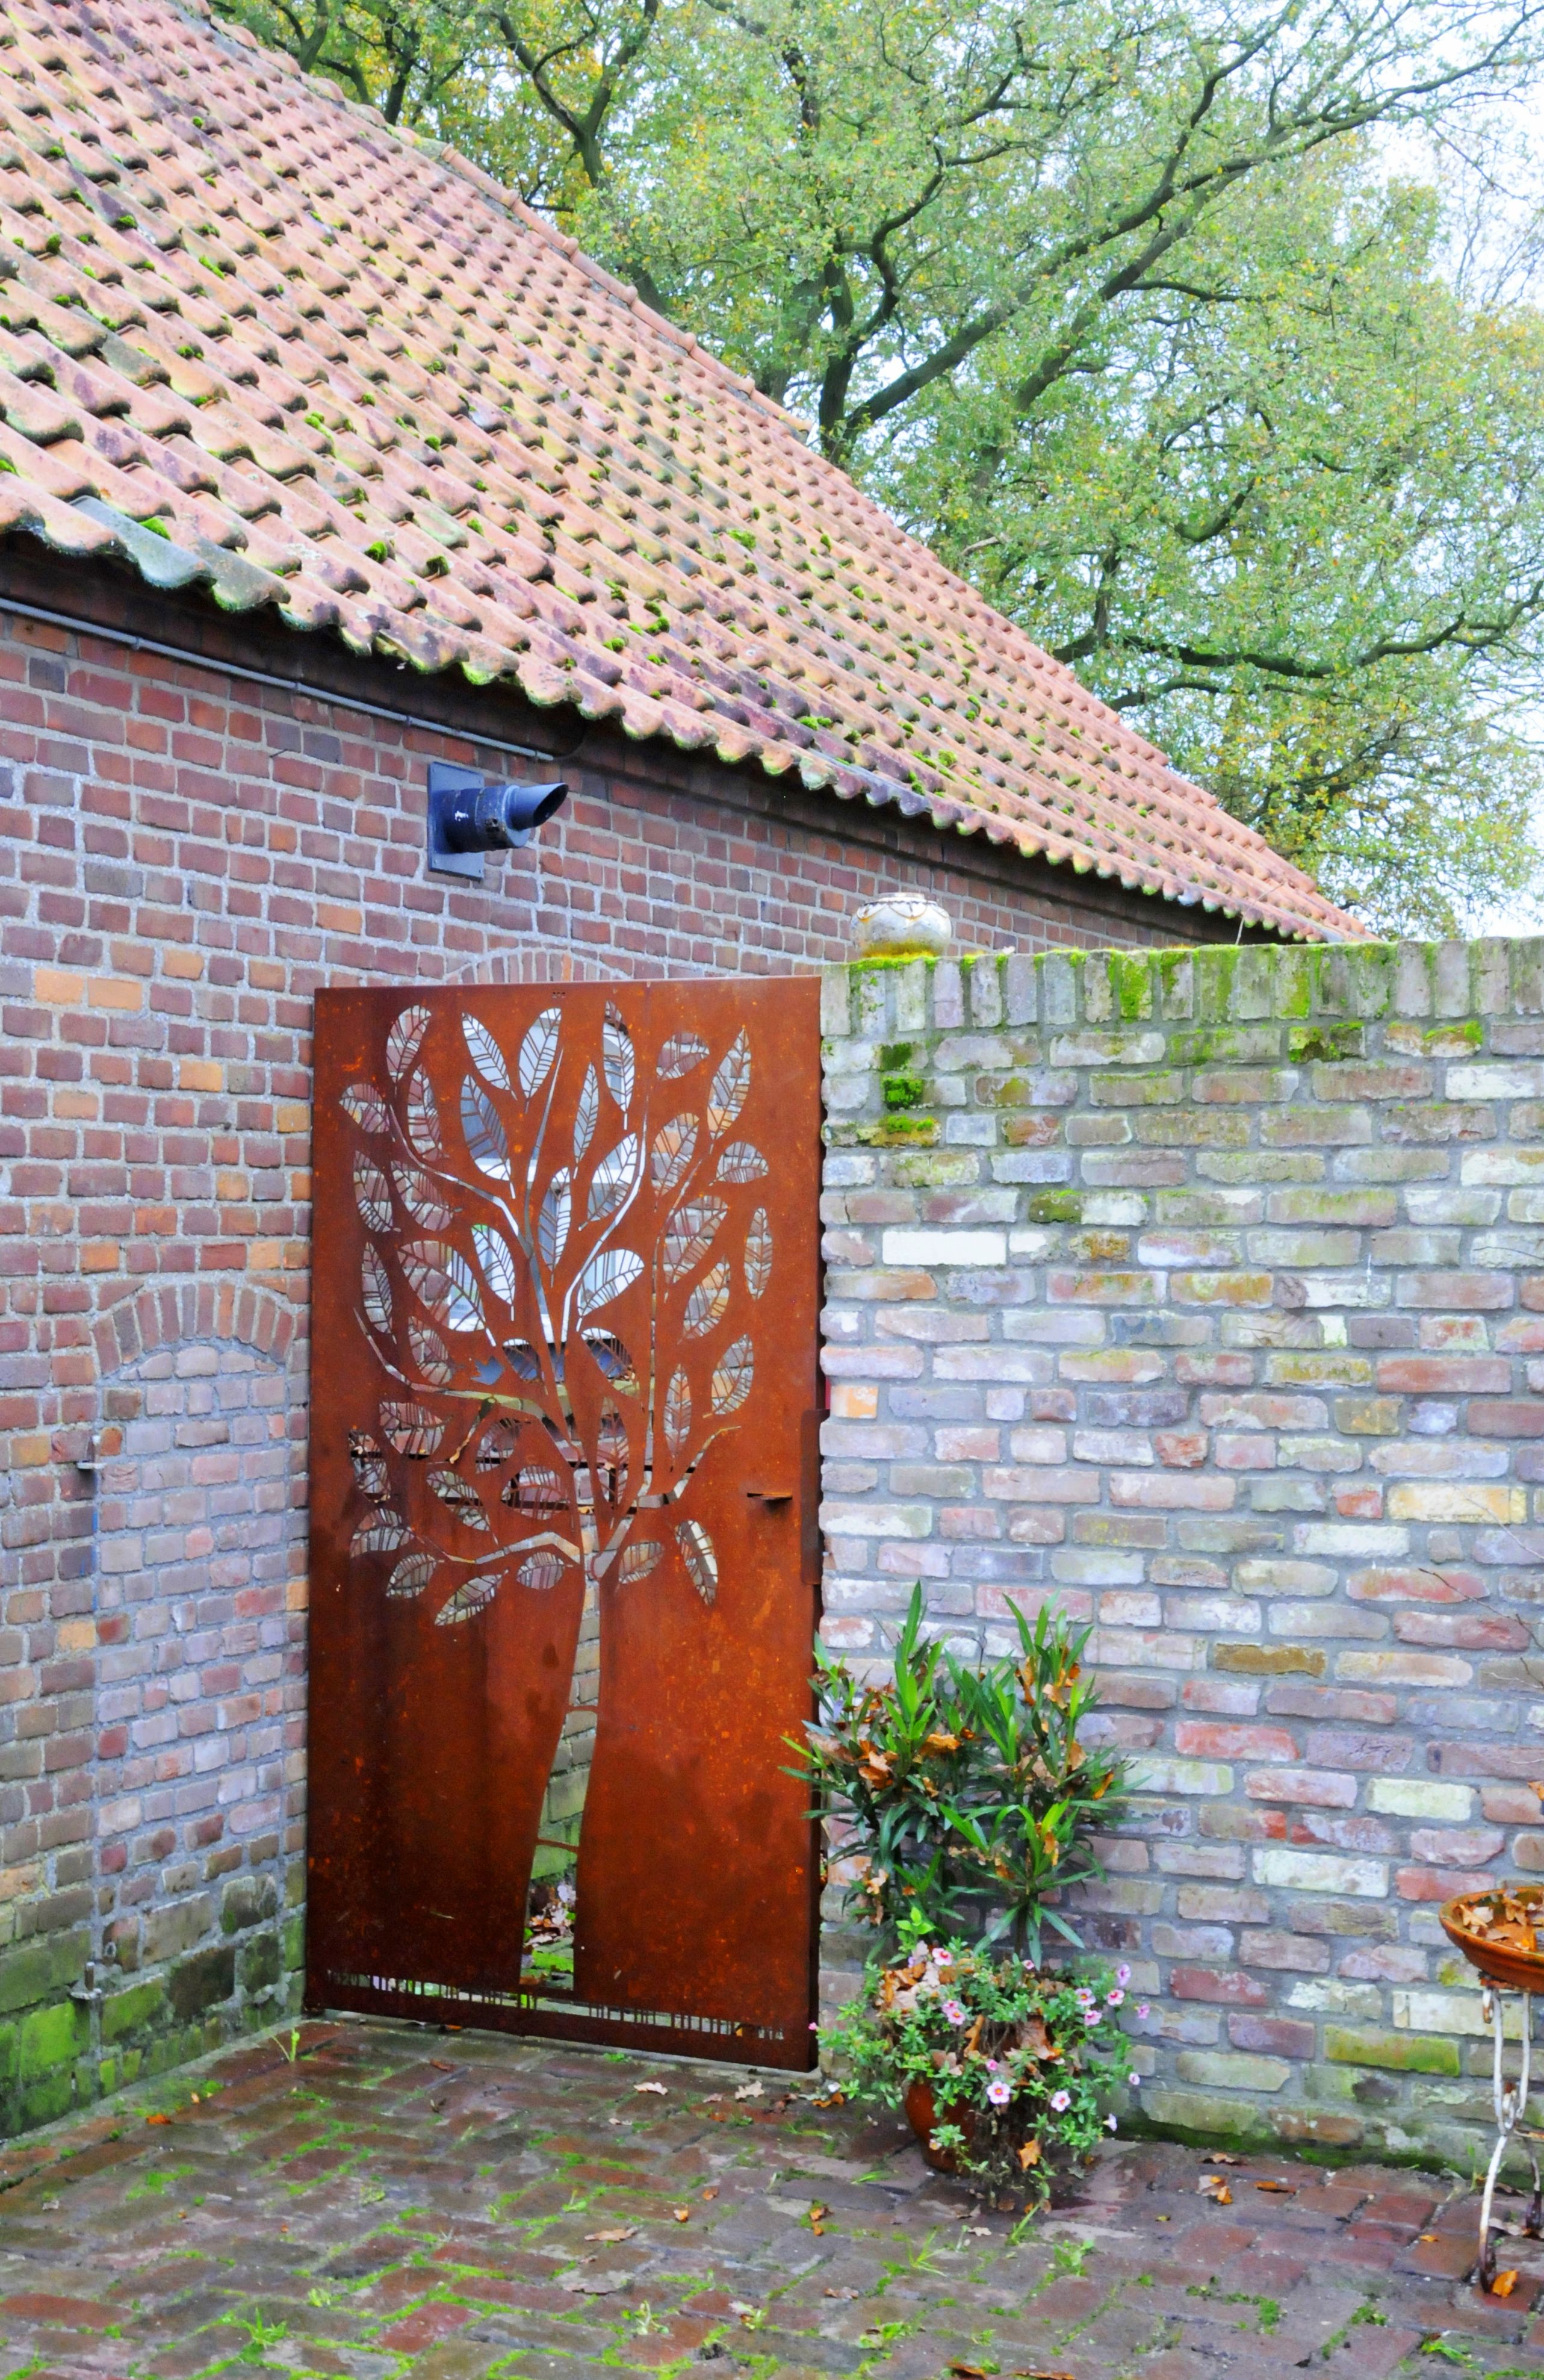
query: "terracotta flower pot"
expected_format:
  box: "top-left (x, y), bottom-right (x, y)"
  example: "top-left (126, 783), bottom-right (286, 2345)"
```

top-left (904, 2078), bottom-right (975, 2173)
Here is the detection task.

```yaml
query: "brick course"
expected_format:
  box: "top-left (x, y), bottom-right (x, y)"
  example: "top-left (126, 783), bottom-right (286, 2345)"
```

top-left (820, 937), bottom-right (1544, 2162)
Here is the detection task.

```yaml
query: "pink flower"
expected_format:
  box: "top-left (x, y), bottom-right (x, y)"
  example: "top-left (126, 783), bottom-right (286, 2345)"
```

top-left (1049, 2089), bottom-right (1071, 2113)
top-left (1082, 2006), bottom-right (1101, 2025)
top-left (986, 2077), bottom-right (1012, 2107)
top-left (943, 1999), bottom-right (968, 2026)
top-left (1115, 1963), bottom-right (1132, 1986)
top-left (1073, 1987), bottom-right (1096, 2007)
top-left (934, 1948), bottom-right (954, 1968)
top-left (1128, 2071), bottom-right (1141, 2087)
top-left (1135, 2002), bottom-right (1150, 2019)
top-left (1106, 2113), bottom-right (1118, 2132)
top-left (1106, 1988), bottom-right (1125, 2007)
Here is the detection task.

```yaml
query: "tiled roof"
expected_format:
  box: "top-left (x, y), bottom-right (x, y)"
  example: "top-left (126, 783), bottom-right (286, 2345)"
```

top-left (0, 0), bottom-right (1360, 943)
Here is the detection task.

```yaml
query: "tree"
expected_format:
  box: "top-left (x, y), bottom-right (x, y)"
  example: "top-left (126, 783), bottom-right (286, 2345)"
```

top-left (215, 0), bottom-right (1544, 927)
top-left (339, 997), bottom-right (771, 1980)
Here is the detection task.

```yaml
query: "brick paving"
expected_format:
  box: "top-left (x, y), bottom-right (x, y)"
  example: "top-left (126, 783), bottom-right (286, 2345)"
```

top-left (0, 2021), bottom-right (1542, 2378)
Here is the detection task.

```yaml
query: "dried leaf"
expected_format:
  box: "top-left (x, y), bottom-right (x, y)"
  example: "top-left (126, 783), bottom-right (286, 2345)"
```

top-left (435, 1575), bottom-right (499, 1625)
top-left (386, 1552), bottom-right (436, 1600)
top-left (663, 1196), bottom-right (727, 1284)
top-left (672, 2205), bottom-right (691, 2223)
top-left (1254, 2180), bottom-right (1295, 2194)
top-left (575, 1246), bottom-right (642, 1320)
top-left (744, 1209), bottom-right (772, 1299)
top-left (711, 1337), bottom-right (754, 1415)
top-left (386, 1004), bottom-right (431, 1084)
top-left (663, 1367), bottom-right (691, 1459)
top-left (734, 2081), bottom-right (763, 2101)
top-left (461, 1077), bottom-right (512, 1181)
top-left (406, 1067), bottom-right (441, 1160)
top-left (716, 1140), bottom-right (767, 1184)
top-left (518, 1007), bottom-right (560, 1098)
top-left (462, 1013), bottom-right (512, 1092)
top-left (538, 1170), bottom-right (572, 1269)
top-left (634, 2080), bottom-right (668, 2094)
top-left (584, 1331), bottom-right (639, 1394)
top-left (573, 1065), bottom-right (600, 1163)
top-left (657, 1031), bottom-right (708, 1080)
top-left (588, 1134), bottom-right (639, 1222)
top-left (683, 1261), bottom-right (730, 1339)
top-left (400, 1241), bottom-right (485, 1334)
top-left (603, 1005), bottom-right (635, 1113)
top-left (518, 1549), bottom-right (568, 1591)
top-left (707, 1031), bottom-right (751, 1136)
top-left (408, 1317), bottom-right (453, 1386)
top-left (353, 1153), bottom-right (392, 1232)
top-left (392, 1160), bottom-right (453, 1232)
top-left (1205, 2152), bottom-right (1242, 2165)
top-left (677, 1518), bottom-right (718, 1604)
top-left (651, 1113), bottom-right (698, 1194)
top-left (585, 2226), bottom-right (637, 2243)
top-left (145, 2112), bottom-right (172, 2127)
top-left (380, 1401), bottom-right (444, 1458)
top-left (1017, 2139), bottom-right (1041, 2169)
top-left (471, 1222), bottom-right (518, 1309)
top-left (351, 1510), bottom-right (408, 1556)
top-left (949, 2364), bottom-right (988, 2378)
top-left (361, 1244), bottom-right (392, 1333)
top-left (1198, 2176), bottom-right (1232, 2204)
top-left (618, 1538), bottom-right (663, 1585)
top-left (428, 1470), bottom-right (489, 1530)
top-left (341, 1080), bottom-right (389, 1134)
top-left (1492, 2269), bottom-right (1519, 2298)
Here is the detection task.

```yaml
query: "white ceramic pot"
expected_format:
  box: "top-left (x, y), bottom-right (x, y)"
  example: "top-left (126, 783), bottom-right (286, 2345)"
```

top-left (851, 893), bottom-right (953, 960)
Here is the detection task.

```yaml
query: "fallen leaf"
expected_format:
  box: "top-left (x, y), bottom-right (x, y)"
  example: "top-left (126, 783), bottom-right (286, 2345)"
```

top-left (730, 2301), bottom-right (757, 2316)
top-left (808, 2202), bottom-right (831, 2227)
top-left (1015, 2370), bottom-right (1076, 2379)
top-left (1203, 2151), bottom-right (1242, 2165)
top-left (430, 2058), bottom-right (455, 2072)
top-left (145, 2113), bottom-right (172, 2127)
top-left (1492, 2269), bottom-right (1520, 2298)
top-left (963, 2223), bottom-right (993, 2237)
top-left (823, 2288), bottom-right (857, 2300)
top-left (1254, 2180), bottom-right (1296, 2193)
top-left (701, 2093), bottom-right (724, 2104)
top-left (672, 2205), bottom-right (691, 2223)
top-left (561, 2268), bottom-right (632, 2295)
top-left (635, 2080), bottom-right (668, 2095)
top-left (1199, 2176), bottom-right (1232, 2205)
top-left (949, 2363), bottom-right (989, 2377)
top-left (702, 2186), bottom-right (719, 2200)
top-left (735, 2081), bottom-right (764, 2101)
top-left (585, 2226), bottom-right (637, 2243)
top-left (1018, 2139), bottom-right (1042, 2170)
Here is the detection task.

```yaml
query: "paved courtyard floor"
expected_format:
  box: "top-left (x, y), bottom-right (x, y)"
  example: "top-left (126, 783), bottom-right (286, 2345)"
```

top-left (0, 2018), bottom-right (1540, 2379)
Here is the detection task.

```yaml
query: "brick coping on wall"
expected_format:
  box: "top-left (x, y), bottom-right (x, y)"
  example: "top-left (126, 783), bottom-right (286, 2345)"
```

top-left (819, 935), bottom-right (1544, 2166)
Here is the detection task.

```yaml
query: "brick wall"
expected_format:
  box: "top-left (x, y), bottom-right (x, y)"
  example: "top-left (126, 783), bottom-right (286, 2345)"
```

top-left (0, 570), bottom-right (1258, 2139)
top-left (820, 936), bottom-right (1544, 2164)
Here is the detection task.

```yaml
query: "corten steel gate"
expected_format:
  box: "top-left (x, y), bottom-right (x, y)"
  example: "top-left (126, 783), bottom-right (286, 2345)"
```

top-left (305, 980), bottom-right (823, 2068)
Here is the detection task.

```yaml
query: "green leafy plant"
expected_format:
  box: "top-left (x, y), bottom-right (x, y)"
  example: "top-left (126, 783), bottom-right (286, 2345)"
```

top-left (797, 1585), bottom-right (1129, 1960)
top-left (823, 1913), bottom-right (1134, 2208)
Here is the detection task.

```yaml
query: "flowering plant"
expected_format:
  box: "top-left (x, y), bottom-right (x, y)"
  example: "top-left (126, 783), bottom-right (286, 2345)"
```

top-left (823, 1914), bottom-right (1138, 2208)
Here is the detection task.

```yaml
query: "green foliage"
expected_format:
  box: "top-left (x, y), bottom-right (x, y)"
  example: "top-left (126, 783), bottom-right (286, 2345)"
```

top-left (211, 0), bottom-right (1544, 926)
top-left (796, 1586), bottom-right (1129, 1962)
top-left (822, 1919), bottom-right (1132, 2206)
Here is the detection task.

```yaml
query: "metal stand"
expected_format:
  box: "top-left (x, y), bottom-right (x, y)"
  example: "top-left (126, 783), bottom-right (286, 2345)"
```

top-left (1476, 1986), bottom-right (1544, 2284)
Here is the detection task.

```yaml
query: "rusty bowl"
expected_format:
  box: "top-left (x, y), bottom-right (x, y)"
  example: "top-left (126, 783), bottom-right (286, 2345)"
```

top-left (1440, 1886), bottom-right (1544, 1993)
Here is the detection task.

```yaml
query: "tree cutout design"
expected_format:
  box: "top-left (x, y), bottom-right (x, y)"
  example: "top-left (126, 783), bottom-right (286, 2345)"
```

top-left (336, 998), bottom-right (770, 1987)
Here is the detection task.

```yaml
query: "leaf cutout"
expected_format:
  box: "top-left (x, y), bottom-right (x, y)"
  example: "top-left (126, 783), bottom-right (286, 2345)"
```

top-left (716, 1141), bottom-right (767, 1185)
top-left (663, 1366), bottom-right (691, 1459)
top-left (711, 1336), bottom-right (754, 1415)
top-left (657, 1032), bottom-right (708, 1080)
top-left (663, 1196), bottom-right (727, 1284)
top-left (503, 1337), bottom-right (542, 1381)
top-left (509, 1465), bottom-right (565, 1511)
top-left (573, 1066), bottom-right (600, 1164)
top-left (683, 1260), bottom-right (731, 1338)
top-left (619, 1538), bottom-right (664, 1585)
top-left (471, 1221), bottom-right (518, 1308)
top-left (518, 1549), bottom-right (567, 1592)
top-left (351, 1509), bottom-right (408, 1556)
top-left (518, 1007), bottom-right (560, 1098)
top-left (575, 1246), bottom-right (642, 1320)
top-left (476, 1419), bottom-right (517, 1471)
top-left (538, 1168), bottom-right (572, 1269)
top-left (651, 1114), bottom-right (698, 1196)
top-left (400, 1241), bottom-right (485, 1334)
top-left (583, 1331), bottom-right (639, 1395)
top-left (386, 1005), bottom-right (431, 1084)
top-left (603, 1005), bottom-right (635, 1113)
top-left (745, 1208), bottom-right (772, 1299)
top-left (392, 1160), bottom-right (453, 1232)
top-left (463, 1013), bottom-right (512, 1092)
top-left (429, 1469), bottom-right (489, 1530)
top-left (362, 1244), bottom-right (392, 1334)
top-left (341, 1080), bottom-right (389, 1134)
top-left (707, 1032), bottom-right (750, 1136)
top-left (353, 1154), bottom-right (392, 1232)
top-left (406, 1067), bottom-right (441, 1160)
top-left (677, 1518), bottom-right (718, 1605)
top-left (380, 1401), bottom-right (444, 1457)
top-left (597, 1400), bottom-right (628, 1493)
top-left (436, 1575), bottom-right (499, 1626)
top-left (408, 1316), bottom-right (452, 1386)
top-left (588, 1134), bottom-right (639, 1222)
top-left (461, 1077), bottom-right (512, 1181)
top-left (349, 1429), bottom-right (388, 1501)
top-left (386, 1552), bottom-right (436, 1600)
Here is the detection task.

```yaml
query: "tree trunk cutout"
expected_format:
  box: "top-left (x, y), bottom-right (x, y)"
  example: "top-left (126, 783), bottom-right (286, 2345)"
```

top-left (337, 1000), bottom-right (769, 1992)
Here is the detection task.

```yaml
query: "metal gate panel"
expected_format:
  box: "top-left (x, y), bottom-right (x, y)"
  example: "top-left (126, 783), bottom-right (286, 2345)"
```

top-left (305, 980), bottom-right (822, 2067)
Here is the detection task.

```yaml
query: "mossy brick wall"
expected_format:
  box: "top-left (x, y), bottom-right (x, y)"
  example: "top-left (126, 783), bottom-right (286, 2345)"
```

top-left (820, 935), bottom-right (1544, 2164)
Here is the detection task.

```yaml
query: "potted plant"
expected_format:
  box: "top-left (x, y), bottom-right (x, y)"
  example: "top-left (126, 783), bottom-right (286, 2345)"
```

top-left (798, 1589), bottom-right (1137, 2206)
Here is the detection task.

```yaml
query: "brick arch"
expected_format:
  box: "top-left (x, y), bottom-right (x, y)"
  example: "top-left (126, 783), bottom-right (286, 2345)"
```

top-left (90, 1278), bottom-right (303, 1385)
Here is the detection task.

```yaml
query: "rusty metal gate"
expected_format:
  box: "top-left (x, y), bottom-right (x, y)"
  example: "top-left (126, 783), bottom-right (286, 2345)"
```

top-left (305, 980), bottom-right (823, 2068)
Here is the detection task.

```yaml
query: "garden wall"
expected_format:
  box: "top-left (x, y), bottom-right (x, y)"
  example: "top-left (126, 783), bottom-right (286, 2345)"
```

top-left (819, 935), bottom-right (1544, 2163)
